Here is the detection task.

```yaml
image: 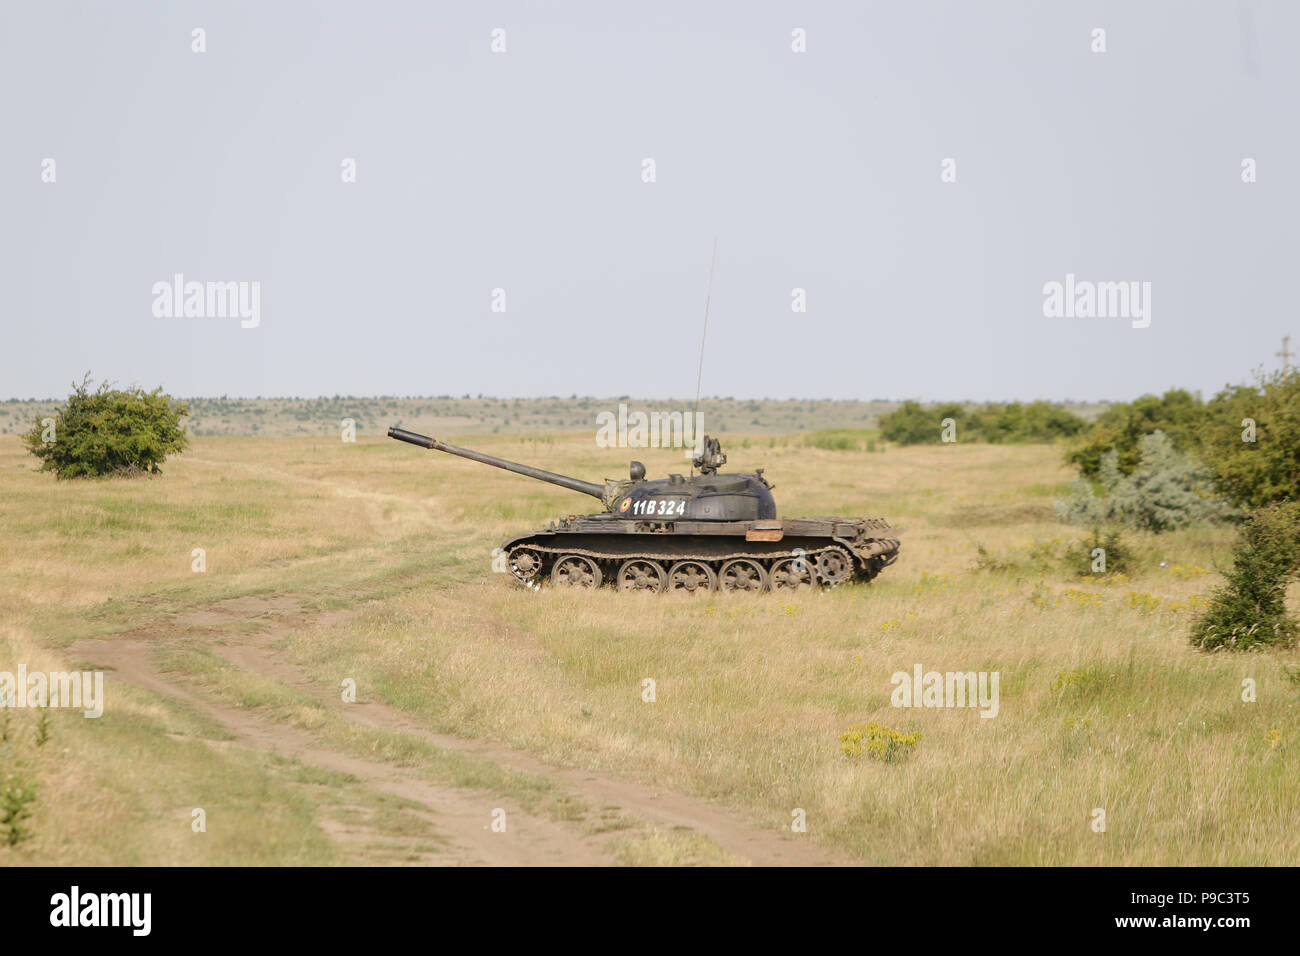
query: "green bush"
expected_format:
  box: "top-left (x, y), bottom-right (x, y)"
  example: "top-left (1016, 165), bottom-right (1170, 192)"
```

top-left (1056, 431), bottom-right (1235, 533)
top-left (1198, 369), bottom-right (1300, 509)
top-left (965, 401), bottom-right (1086, 444)
top-left (879, 401), bottom-right (957, 445)
top-left (22, 375), bottom-right (189, 478)
top-left (1065, 389), bottom-right (1206, 478)
top-left (0, 774), bottom-right (38, 847)
top-left (1062, 528), bottom-right (1135, 577)
top-left (1055, 475), bottom-right (1105, 526)
top-left (1190, 503), bottom-right (1300, 651)
top-left (1104, 432), bottom-right (1236, 532)
top-left (878, 400), bottom-right (1083, 445)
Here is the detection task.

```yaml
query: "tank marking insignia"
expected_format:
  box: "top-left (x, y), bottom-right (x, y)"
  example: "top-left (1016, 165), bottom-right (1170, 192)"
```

top-left (633, 498), bottom-right (686, 516)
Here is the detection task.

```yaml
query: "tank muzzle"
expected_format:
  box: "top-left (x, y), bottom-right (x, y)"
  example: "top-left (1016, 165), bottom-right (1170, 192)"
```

top-left (388, 427), bottom-right (437, 448)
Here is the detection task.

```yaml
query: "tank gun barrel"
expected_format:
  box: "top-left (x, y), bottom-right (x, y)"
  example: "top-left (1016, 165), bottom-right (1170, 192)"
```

top-left (388, 427), bottom-right (606, 500)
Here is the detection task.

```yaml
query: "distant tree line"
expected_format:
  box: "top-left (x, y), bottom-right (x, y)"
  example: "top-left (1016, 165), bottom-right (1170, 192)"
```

top-left (878, 400), bottom-right (1087, 445)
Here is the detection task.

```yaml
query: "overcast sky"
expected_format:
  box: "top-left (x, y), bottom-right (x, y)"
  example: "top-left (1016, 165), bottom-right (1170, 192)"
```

top-left (2, 1), bottom-right (1295, 402)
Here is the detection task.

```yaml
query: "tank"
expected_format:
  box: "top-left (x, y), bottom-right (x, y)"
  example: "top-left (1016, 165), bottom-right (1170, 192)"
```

top-left (388, 426), bottom-right (902, 593)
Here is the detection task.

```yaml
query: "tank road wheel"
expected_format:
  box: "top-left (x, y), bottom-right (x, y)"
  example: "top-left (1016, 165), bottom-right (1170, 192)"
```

top-left (769, 556), bottom-right (815, 592)
top-left (551, 554), bottom-right (602, 589)
top-left (667, 560), bottom-right (717, 595)
top-left (617, 559), bottom-right (667, 594)
top-left (813, 547), bottom-right (855, 588)
top-left (719, 558), bottom-right (768, 594)
top-left (508, 547), bottom-right (543, 583)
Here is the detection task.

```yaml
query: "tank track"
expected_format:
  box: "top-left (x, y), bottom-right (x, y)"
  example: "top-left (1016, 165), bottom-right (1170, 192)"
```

top-left (506, 539), bottom-right (900, 594)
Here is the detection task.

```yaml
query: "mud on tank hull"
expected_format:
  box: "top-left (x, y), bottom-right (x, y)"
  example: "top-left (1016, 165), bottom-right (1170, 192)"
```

top-left (500, 515), bottom-right (901, 594)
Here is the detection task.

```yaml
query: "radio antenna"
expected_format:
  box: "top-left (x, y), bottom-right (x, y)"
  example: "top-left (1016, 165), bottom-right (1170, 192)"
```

top-left (691, 239), bottom-right (718, 476)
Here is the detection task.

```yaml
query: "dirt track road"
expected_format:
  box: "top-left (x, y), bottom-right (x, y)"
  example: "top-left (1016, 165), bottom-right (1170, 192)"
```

top-left (73, 596), bottom-right (846, 867)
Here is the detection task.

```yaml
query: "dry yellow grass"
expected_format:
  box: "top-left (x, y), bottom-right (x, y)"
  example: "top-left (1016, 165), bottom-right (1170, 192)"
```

top-left (1, 432), bottom-right (1297, 864)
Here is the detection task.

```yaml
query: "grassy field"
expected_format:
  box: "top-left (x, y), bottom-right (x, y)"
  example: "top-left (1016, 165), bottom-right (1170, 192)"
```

top-left (1, 429), bottom-right (1297, 865)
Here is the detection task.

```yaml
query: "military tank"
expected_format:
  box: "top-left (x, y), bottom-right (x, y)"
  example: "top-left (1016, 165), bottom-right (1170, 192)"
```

top-left (388, 426), bottom-right (901, 594)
